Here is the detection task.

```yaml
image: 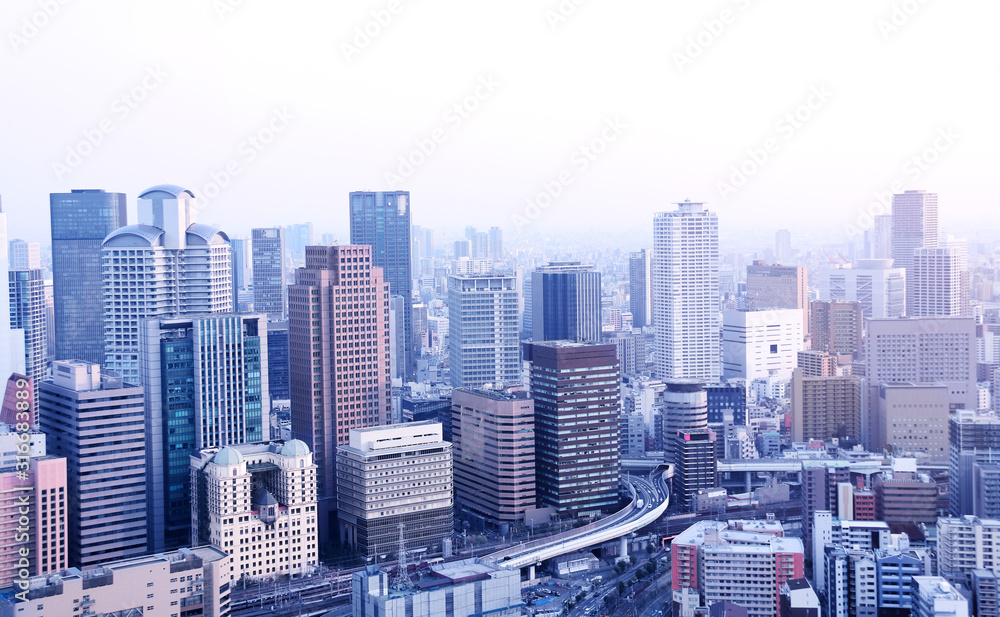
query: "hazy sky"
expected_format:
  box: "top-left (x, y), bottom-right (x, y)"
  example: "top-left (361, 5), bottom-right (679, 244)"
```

top-left (2, 0), bottom-right (997, 248)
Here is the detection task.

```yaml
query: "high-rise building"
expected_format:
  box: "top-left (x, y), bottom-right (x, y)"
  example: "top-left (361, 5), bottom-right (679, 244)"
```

top-left (267, 320), bottom-right (290, 402)
top-left (775, 229), bottom-right (792, 264)
top-left (672, 518), bottom-right (804, 617)
top-left (229, 235), bottom-right (253, 311)
top-left (191, 441), bottom-right (318, 581)
top-left (251, 227), bottom-right (288, 320)
top-left (336, 422), bottom-right (452, 558)
top-left (746, 262), bottom-right (809, 335)
top-left (721, 309), bottom-right (804, 381)
top-left (810, 300), bottom-right (863, 358)
top-left (39, 360), bottom-right (147, 567)
top-left (525, 341), bottom-right (620, 517)
top-left (874, 383), bottom-right (950, 461)
top-left (949, 410), bottom-right (1000, 516)
top-left (448, 273), bottom-right (520, 388)
top-left (865, 317), bottom-right (976, 450)
top-left (673, 429), bottom-right (716, 511)
top-left (451, 388), bottom-right (535, 527)
top-left (872, 214), bottom-right (893, 260)
top-left (937, 515), bottom-right (1000, 588)
top-left (8, 239), bottom-right (39, 271)
top-left (102, 185), bottom-right (232, 384)
top-left (629, 249), bottom-right (653, 328)
top-left (820, 259), bottom-right (906, 319)
top-left (283, 222), bottom-right (314, 266)
top-left (50, 189), bottom-right (127, 364)
top-left (488, 226), bottom-right (503, 261)
top-left (0, 200), bottom-right (26, 382)
top-left (3, 546), bottom-right (232, 617)
top-left (0, 454), bottom-right (66, 582)
top-left (910, 242), bottom-right (971, 318)
top-left (140, 313), bottom-right (269, 553)
top-left (9, 267), bottom-right (47, 401)
top-left (790, 369), bottom-right (863, 443)
top-left (654, 201), bottom-right (720, 381)
top-left (350, 191), bottom-right (413, 376)
top-left (288, 244), bottom-right (392, 537)
top-left (661, 380), bottom-right (710, 465)
top-left (797, 350), bottom-right (837, 377)
top-left (531, 261), bottom-right (602, 343)
top-left (892, 190), bottom-right (938, 312)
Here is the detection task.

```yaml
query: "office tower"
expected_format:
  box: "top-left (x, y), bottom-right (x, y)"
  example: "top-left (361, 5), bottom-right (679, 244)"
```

top-left (673, 429), bottom-right (716, 511)
top-left (629, 249), bottom-right (653, 328)
top-left (39, 360), bottom-right (146, 567)
top-left (820, 259), bottom-right (906, 319)
top-left (938, 516), bottom-right (1000, 588)
top-left (288, 244), bottom-right (392, 535)
top-left (350, 191), bottom-right (413, 376)
top-left (949, 410), bottom-right (1000, 516)
top-left (873, 464), bottom-right (938, 524)
top-left (353, 558), bottom-right (522, 617)
top-left (0, 455), bottom-right (66, 581)
top-left (50, 189), bottom-right (127, 364)
top-left (653, 201), bottom-right (720, 381)
top-left (672, 518), bottom-right (804, 617)
top-left (140, 313), bottom-right (269, 553)
top-left (775, 229), bottom-right (792, 264)
top-left (9, 267), bottom-right (47, 401)
top-left (452, 388), bottom-right (535, 527)
top-left (0, 200), bottom-right (26, 381)
top-left (336, 422), bottom-right (452, 558)
top-left (102, 185), bottom-right (232, 384)
top-left (746, 262), bottom-right (809, 335)
top-left (790, 369), bottom-right (863, 442)
top-left (602, 329), bottom-right (644, 375)
top-left (872, 214), bottom-right (893, 259)
top-left (488, 226), bottom-right (503, 261)
top-left (472, 231), bottom-right (489, 259)
top-left (721, 309), bottom-right (804, 380)
top-left (266, 320), bottom-right (290, 401)
top-left (531, 262), bottom-right (602, 343)
top-left (454, 239), bottom-right (471, 258)
top-left (892, 190), bottom-right (938, 311)
top-left (911, 577), bottom-right (969, 617)
top-left (251, 227), bottom-right (288, 320)
top-left (874, 383), bottom-right (950, 461)
top-left (283, 222), bottom-right (314, 266)
top-left (911, 242), bottom-right (971, 317)
top-left (661, 379), bottom-right (709, 464)
top-left (810, 300), bottom-right (863, 358)
top-left (448, 273), bottom-right (520, 388)
top-left (191, 441), bottom-right (318, 581)
top-left (229, 235), bottom-right (252, 311)
top-left (524, 341), bottom-right (620, 517)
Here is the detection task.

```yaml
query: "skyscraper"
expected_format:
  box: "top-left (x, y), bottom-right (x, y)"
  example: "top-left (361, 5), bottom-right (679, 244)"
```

top-left (251, 227), bottom-right (288, 320)
top-left (102, 185), bottom-right (232, 384)
top-left (775, 229), bottom-right (792, 264)
top-left (289, 244), bottom-right (391, 537)
top-left (229, 235), bottom-right (252, 311)
top-left (350, 191), bottom-right (413, 377)
top-left (654, 201), bottom-right (720, 381)
top-left (488, 226), bottom-right (503, 261)
top-left (660, 379), bottom-right (709, 465)
top-left (0, 200), bottom-right (25, 381)
top-left (139, 313), bottom-right (269, 553)
top-left (531, 261), bottom-right (602, 343)
top-left (50, 189), bottom-right (127, 364)
top-left (910, 241), bottom-right (970, 317)
top-left (448, 273), bottom-right (520, 388)
top-left (9, 266), bottom-right (46, 401)
top-left (872, 214), bottom-right (893, 259)
top-left (39, 361), bottom-right (147, 567)
top-left (524, 341), bottom-right (620, 517)
top-left (891, 190), bottom-right (938, 312)
top-left (629, 249), bottom-right (653, 328)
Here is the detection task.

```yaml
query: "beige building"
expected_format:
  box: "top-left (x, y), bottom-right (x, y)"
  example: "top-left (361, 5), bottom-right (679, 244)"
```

top-left (452, 388), bottom-right (536, 527)
top-left (190, 440), bottom-right (318, 582)
top-left (4, 546), bottom-right (231, 617)
top-left (876, 383), bottom-right (951, 462)
top-left (790, 369), bottom-right (863, 443)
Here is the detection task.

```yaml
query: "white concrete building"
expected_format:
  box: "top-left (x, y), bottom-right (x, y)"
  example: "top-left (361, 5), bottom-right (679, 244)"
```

top-left (102, 185), bottom-right (232, 384)
top-left (911, 576), bottom-right (969, 617)
top-left (190, 440), bottom-right (318, 582)
top-left (722, 309), bottom-right (804, 381)
top-left (819, 259), bottom-right (906, 319)
top-left (937, 515), bottom-right (1000, 588)
top-left (448, 273), bottom-right (520, 388)
top-left (654, 201), bottom-right (720, 382)
top-left (911, 241), bottom-right (970, 318)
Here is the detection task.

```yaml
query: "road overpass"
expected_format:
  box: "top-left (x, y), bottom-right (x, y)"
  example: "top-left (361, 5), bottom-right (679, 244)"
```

top-left (484, 465), bottom-right (672, 571)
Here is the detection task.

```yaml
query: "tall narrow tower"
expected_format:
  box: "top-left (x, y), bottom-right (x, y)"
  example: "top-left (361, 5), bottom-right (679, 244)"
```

top-left (654, 201), bottom-right (720, 381)
top-left (891, 190), bottom-right (938, 313)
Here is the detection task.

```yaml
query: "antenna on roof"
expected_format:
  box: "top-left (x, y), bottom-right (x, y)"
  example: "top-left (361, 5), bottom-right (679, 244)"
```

top-left (393, 523), bottom-right (412, 590)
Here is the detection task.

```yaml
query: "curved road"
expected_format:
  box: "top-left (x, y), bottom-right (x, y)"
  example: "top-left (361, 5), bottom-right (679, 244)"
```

top-left (484, 465), bottom-right (672, 570)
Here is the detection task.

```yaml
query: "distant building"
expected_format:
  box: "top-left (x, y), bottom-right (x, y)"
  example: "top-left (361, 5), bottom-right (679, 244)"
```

top-left (790, 369), bottom-right (862, 443)
top-left (911, 242), bottom-right (970, 318)
top-left (819, 259), bottom-right (906, 319)
top-left (745, 262), bottom-right (809, 337)
top-left (352, 558), bottom-right (522, 617)
top-left (1, 546), bottom-right (231, 617)
top-left (452, 388), bottom-right (535, 527)
top-left (267, 320), bottom-right (289, 401)
top-left (337, 422), bottom-right (453, 558)
top-left (810, 300), bottom-right (863, 358)
top-left (891, 190), bottom-right (938, 313)
top-left (251, 227), bottom-right (288, 320)
top-left (629, 249), bottom-right (653, 328)
top-left (191, 441), bottom-right (318, 581)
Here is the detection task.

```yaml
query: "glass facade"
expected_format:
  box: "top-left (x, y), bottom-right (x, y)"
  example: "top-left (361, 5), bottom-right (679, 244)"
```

top-left (50, 189), bottom-right (127, 364)
top-left (9, 269), bottom-right (47, 399)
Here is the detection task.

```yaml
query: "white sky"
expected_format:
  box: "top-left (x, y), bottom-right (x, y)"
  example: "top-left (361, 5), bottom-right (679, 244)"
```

top-left (1, 0), bottom-right (997, 247)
